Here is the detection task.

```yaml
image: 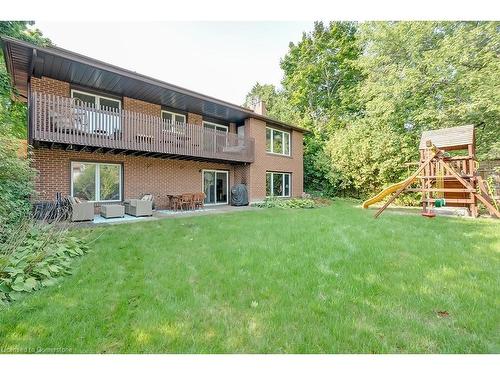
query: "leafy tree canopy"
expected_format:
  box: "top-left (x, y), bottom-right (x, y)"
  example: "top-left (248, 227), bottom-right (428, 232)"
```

top-left (0, 21), bottom-right (51, 138)
top-left (244, 21), bottom-right (500, 199)
top-left (280, 21), bottom-right (362, 134)
top-left (356, 21), bottom-right (500, 159)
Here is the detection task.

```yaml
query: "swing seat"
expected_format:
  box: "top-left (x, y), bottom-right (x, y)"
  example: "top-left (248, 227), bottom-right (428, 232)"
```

top-left (421, 211), bottom-right (436, 218)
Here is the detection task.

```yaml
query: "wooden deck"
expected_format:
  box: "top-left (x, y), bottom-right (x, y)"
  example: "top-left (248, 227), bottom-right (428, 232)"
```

top-left (30, 92), bottom-right (255, 163)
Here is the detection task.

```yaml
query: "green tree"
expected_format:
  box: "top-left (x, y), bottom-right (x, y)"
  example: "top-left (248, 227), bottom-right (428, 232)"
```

top-left (0, 21), bottom-right (51, 138)
top-left (0, 22), bottom-right (51, 237)
top-left (356, 21), bottom-right (500, 159)
top-left (244, 23), bottom-right (363, 196)
top-left (280, 21), bottom-right (362, 132)
top-left (243, 82), bottom-right (303, 125)
top-left (245, 21), bottom-right (500, 199)
top-left (280, 22), bottom-right (362, 195)
top-left (326, 21), bottom-right (500, 198)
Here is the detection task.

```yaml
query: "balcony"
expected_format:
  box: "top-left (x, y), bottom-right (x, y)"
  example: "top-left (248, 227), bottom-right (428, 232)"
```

top-left (30, 92), bottom-right (255, 163)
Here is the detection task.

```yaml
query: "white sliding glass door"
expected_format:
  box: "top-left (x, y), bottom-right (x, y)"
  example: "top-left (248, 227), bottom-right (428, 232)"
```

top-left (203, 121), bottom-right (228, 153)
top-left (203, 170), bottom-right (228, 205)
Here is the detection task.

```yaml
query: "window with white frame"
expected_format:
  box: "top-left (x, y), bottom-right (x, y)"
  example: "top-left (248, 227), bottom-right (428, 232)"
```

top-left (266, 172), bottom-right (291, 197)
top-left (161, 110), bottom-right (186, 124)
top-left (203, 121), bottom-right (228, 133)
top-left (162, 110), bottom-right (186, 133)
top-left (203, 121), bottom-right (228, 150)
top-left (266, 127), bottom-right (290, 156)
top-left (71, 162), bottom-right (122, 202)
top-left (71, 89), bottom-right (121, 134)
top-left (71, 89), bottom-right (121, 111)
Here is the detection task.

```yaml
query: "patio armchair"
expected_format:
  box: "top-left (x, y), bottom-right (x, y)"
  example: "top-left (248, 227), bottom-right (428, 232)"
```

top-left (68, 196), bottom-right (94, 222)
top-left (124, 194), bottom-right (154, 217)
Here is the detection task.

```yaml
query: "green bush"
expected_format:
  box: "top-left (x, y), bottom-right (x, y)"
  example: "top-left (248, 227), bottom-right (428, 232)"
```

top-left (326, 121), bottom-right (416, 200)
top-left (0, 136), bottom-right (35, 241)
top-left (0, 217), bottom-right (88, 305)
top-left (252, 197), bottom-right (331, 209)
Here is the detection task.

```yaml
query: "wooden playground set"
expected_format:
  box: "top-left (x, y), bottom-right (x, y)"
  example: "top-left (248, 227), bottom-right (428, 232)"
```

top-left (363, 125), bottom-right (500, 219)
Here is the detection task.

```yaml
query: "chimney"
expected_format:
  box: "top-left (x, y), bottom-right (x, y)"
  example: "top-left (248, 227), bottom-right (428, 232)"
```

top-left (250, 97), bottom-right (267, 116)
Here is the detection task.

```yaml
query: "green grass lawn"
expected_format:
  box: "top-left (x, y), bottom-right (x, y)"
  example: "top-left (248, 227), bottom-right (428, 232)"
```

top-left (1, 200), bottom-right (499, 353)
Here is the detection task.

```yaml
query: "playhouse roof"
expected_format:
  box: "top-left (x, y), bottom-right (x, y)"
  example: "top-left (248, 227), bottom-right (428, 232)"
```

top-left (419, 125), bottom-right (475, 150)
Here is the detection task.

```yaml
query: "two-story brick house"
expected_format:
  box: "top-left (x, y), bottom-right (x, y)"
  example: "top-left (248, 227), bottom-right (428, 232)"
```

top-left (1, 36), bottom-right (305, 209)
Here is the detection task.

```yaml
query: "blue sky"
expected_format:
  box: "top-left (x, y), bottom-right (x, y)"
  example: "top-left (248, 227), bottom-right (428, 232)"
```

top-left (34, 22), bottom-right (313, 105)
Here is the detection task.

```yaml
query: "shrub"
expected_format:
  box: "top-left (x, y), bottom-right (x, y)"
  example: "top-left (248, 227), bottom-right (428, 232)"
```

top-left (326, 121), bottom-right (416, 199)
top-left (0, 214), bottom-right (89, 305)
top-left (0, 135), bottom-right (35, 241)
top-left (252, 197), bottom-right (331, 209)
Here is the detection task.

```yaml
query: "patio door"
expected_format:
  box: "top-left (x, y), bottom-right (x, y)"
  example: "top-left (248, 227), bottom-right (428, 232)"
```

top-left (203, 170), bottom-right (228, 205)
top-left (203, 121), bottom-right (228, 154)
top-left (71, 89), bottom-right (121, 135)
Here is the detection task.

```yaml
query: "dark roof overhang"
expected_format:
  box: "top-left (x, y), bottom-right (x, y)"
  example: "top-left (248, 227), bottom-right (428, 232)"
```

top-left (1, 36), bottom-right (306, 133)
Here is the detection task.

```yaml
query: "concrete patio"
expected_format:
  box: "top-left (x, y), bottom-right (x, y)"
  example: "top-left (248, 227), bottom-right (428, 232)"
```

top-left (74, 205), bottom-right (258, 227)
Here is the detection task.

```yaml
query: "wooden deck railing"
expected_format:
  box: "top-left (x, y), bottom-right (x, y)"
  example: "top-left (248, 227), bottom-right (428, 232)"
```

top-left (424, 156), bottom-right (475, 178)
top-left (30, 91), bottom-right (255, 163)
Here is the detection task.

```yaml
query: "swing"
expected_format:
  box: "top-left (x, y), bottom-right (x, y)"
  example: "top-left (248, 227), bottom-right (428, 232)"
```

top-left (422, 149), bottom-right (437, 218)
top-left (434, 162), bottom-right (446, 208)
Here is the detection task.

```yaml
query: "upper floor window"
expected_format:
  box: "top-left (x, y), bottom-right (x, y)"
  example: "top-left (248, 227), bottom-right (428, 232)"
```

top-left (71, 89), bottom-right (121, 134)
top-left (266, 127), bottom-right (290, 156)
top-left (203, 121), bottom-right (228, 133)
top-left (71, 89), bottom-right (121, 111)
top-left (162, 110), bottom-right (186, 134)
top-left (203, 121), bottom-right (228, 150)
top-left (161, 110), bottom-right (186, 124)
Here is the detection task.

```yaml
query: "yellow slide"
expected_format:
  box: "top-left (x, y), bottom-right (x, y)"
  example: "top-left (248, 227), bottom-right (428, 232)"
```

top-left (362, 176), bottom-right (416, 209)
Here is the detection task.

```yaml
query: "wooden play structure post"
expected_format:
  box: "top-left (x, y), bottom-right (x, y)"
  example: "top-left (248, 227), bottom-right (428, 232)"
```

top-left (363, 125), bottom-right (500, 219)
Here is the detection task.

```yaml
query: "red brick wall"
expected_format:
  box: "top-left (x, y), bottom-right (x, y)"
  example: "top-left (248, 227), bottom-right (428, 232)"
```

top-left (28, 77), bottom-right (305, 203)
top-left (244, 118), bottom-right (303, 202)
top-left (31, 77), bottom-right (70, 97)
top-left (187, 112), bottom-right (203, 126)
top-left (32, 148), bottom-right (235, 209)
top-left (123, 97), bottom-right (161, 116)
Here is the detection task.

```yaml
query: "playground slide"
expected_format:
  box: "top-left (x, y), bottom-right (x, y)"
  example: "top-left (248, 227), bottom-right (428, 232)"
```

top-left (362, 176), bottom-right (416, 209)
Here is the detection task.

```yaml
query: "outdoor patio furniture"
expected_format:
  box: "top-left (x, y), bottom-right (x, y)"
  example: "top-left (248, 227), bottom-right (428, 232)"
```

top-left (68, 196), bottom-right (94, 222)
top-left (167, 194), bottom-right (182, 211)
top-left (49, 108), bottom-right (88, 134)
top-left (124, 195), bottom-right (153, 217)
top-left (193, 192), bottom-right (206, 209)
top-left (100, 204), bottom-right (125, 219)
top-left (180, 193), bottom-right (195, 211)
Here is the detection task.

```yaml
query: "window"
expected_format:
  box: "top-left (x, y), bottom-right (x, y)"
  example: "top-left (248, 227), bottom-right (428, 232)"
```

top-left (266, 172), bottom-right (291, 197)
top-left (203, 121), bottom-right (228, 151)
top-left (71, 162), bottom-right (122, 202)
top-left (71, 90), bottom-right (121, 134)
top-left (203, 121), bottom-right (228, 133)
top-left (161, 110), bottom-right (186, 124)
top-left (266, 127), bottom-right (290, 156)
top-left (162, 110), bottom-right (186, 134)
top-left (71, 90), bottom-right (121, 111)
